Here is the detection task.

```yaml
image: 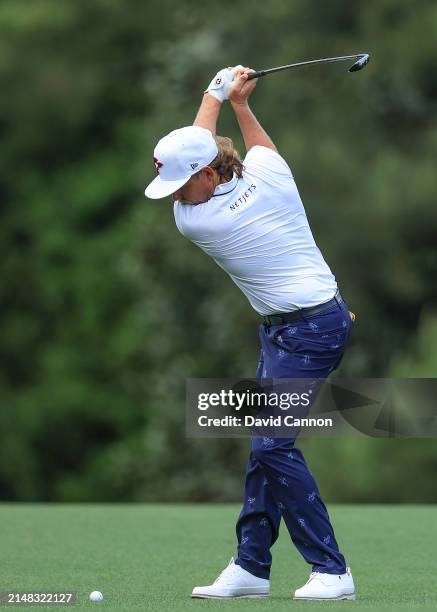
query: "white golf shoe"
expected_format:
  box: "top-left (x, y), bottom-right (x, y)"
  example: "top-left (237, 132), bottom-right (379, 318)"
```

top-left (293, 566), bottom-right (356, 601)
top-left (191, 557), bottom-right (270, 599)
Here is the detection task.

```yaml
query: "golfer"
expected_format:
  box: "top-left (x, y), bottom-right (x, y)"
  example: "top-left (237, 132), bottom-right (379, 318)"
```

top-left (145, 66), bottom-right (356, 601)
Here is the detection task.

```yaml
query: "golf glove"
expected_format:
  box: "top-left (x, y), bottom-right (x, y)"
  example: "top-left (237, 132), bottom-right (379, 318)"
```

top-left (205, 65), bottom-right (243, 102)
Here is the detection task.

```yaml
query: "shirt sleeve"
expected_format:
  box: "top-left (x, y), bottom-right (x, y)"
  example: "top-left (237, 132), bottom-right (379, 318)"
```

top-left (243, 145), bottom-right (294, 187)
top-left (173, 202), bottom-right (183, 234)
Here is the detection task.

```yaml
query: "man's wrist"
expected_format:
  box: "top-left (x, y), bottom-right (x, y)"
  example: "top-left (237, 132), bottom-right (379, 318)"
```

top-left (204, 92), bottom-right (223, 105)
top-left (231, 100), bottom-right (250, 111)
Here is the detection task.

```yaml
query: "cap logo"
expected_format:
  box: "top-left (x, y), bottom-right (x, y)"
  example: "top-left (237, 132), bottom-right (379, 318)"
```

top-left (190, 162), bottom-right (199, 170)
top-left (153, 156), bottom-right (163, 174)
top-left (215, 77), bottom-right (222, 86)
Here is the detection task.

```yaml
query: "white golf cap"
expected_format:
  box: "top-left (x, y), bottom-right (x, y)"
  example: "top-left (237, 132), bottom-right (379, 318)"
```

top-left (145, 126), bottom-right (219, 199)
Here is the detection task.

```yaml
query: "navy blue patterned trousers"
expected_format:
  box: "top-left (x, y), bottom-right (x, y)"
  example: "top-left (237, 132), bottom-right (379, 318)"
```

top-left (235, 296), bottom-right (354, 579)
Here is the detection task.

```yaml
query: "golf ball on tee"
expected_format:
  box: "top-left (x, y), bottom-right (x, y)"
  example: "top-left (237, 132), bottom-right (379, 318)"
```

top-left (89, 591), bottom-right (103, 602)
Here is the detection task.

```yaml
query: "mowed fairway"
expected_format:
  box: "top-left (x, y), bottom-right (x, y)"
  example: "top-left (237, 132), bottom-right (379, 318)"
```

top-left (0, 504), bottom-right (436, 611)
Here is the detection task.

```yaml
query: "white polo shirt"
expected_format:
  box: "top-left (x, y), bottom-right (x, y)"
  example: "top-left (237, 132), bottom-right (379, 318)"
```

top-left (173, 145), bottom-right (337, 315)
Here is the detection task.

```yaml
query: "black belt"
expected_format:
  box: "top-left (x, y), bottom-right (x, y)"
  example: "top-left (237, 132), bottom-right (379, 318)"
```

top-left (263, 290), bottom-right (343, 326)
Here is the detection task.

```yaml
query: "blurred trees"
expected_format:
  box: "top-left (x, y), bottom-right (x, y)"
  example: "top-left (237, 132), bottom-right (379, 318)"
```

top-left (1, 0), bottom-right (436, 502)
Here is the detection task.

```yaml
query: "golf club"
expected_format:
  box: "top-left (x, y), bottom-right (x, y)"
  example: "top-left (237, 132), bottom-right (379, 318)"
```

top-left (247, 53), bottom-right (370, 80)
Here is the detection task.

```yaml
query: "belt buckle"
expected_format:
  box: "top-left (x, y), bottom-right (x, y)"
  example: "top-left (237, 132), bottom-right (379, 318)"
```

top-left (265, 314), bottom-right (281, 327)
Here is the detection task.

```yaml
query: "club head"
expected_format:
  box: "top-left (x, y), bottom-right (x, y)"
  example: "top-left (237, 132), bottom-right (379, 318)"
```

top-left (349, 54), bottom-right (370, 72)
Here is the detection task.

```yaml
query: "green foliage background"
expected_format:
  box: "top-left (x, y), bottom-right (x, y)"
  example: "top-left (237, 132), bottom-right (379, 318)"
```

top-left (1, 0), bottom-right (436, 502)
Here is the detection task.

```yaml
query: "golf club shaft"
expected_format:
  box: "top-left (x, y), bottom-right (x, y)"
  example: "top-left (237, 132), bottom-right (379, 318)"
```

top-left (247, 54), bottom-right (369, 79)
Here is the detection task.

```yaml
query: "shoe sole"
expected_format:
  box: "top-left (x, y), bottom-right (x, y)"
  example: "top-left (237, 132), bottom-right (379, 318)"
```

top-left (191, 593), bottom-right (270, 599)
top-left (294, 593), bottom-right (356, 601)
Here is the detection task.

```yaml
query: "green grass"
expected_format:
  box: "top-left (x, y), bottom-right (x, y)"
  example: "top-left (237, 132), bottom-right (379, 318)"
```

top-left (0, 504), bottom-right (436, 611)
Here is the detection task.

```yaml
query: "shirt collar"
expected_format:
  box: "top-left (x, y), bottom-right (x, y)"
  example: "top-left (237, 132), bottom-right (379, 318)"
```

top-left (211, 173), bottom-right (239, 197)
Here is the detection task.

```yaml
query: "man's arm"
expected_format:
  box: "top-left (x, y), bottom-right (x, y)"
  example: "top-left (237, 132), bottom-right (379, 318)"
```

top-left (229, 67), bottom-right (277, 152)
top-left (231, 102), bottom-right (277, 152)
top-left (193, 93), bottom-right (222, 136)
